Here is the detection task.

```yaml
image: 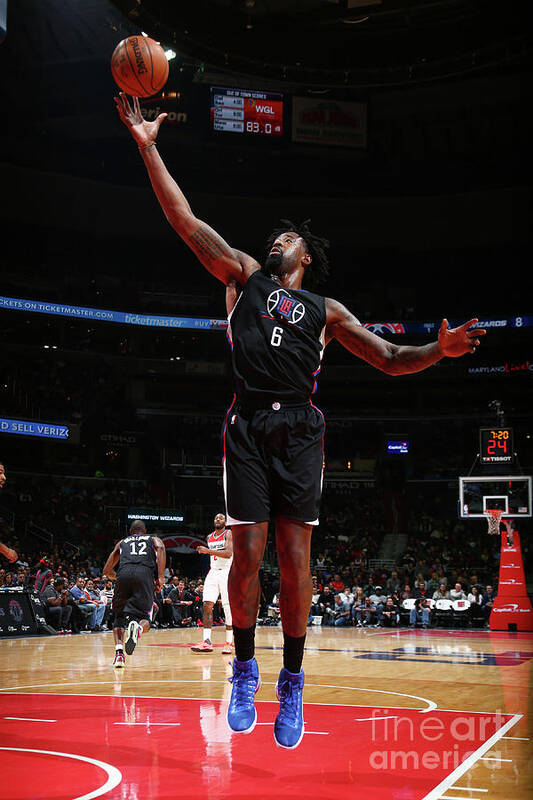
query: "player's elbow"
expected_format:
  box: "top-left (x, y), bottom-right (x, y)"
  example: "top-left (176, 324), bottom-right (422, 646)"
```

top-left (376, 348), bottom-right (402, 375)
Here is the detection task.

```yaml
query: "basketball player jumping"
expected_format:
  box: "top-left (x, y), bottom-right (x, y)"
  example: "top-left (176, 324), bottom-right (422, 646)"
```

top-left (115, 93), bottom-right (486, 748)
top-left (103, 518), bottom-right (166, 668)
top-left (191, 512), bottom-right (233, 654)
top-left (0, 463), bottom-right (18, 563)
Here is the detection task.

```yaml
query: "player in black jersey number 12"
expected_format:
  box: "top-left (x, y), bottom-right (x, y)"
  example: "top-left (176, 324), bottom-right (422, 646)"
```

top-left (103, 519), bottom-right (166, 668)
top-left (116, 92), bottom-right (486, 747)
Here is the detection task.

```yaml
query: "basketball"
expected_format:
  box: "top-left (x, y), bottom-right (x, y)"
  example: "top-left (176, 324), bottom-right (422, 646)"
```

top-left (111, 36), bottom-right (169, 98)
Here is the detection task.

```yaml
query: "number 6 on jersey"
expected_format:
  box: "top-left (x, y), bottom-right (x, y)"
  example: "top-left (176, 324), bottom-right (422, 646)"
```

top-left (271, 326), bottom-right (283, 347)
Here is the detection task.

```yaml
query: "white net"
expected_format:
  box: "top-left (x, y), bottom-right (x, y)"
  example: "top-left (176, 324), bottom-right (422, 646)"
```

top-left (485, 509), bottom-right (504, 535)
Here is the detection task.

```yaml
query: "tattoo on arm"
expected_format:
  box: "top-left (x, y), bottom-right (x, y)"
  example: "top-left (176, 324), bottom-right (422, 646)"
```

top-left (189, 225), bottom-right (228, 264)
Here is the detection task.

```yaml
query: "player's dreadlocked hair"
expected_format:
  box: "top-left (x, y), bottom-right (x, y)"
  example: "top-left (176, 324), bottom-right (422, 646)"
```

top-left (264, 219), bottom-right (330, 287)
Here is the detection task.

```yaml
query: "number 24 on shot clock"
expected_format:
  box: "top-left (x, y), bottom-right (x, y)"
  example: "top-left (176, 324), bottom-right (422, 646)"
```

top-left (479, 427), bottom-right (514, 464)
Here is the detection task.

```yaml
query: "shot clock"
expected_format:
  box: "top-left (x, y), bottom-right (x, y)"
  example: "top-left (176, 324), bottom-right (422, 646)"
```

top-left (479, 427), bottom-right (514, 464)
top-left (210, 86), bottom-right (283, 136)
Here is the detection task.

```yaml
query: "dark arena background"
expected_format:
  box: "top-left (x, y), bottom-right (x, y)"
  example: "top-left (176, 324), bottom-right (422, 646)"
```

top-left (0, 2), bottom-right (531, 799)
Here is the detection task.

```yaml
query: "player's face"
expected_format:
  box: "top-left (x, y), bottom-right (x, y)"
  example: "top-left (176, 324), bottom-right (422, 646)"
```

top-left (214, 514), bottom-right (226, 529)
top-left (265, 232), bottom-right (309, 276)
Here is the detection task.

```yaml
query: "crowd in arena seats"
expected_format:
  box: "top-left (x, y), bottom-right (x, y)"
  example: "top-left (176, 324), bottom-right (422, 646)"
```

top-left (304, 555), bottom-right (497, 630)
top-left (0, 463), bottom-right (515, 638)
top-left (0, 531), bottom-right (503, 635)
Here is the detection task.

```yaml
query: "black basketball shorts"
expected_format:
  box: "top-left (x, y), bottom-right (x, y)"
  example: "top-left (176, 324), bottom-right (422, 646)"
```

top-left (113, 565), bottom-right (155, 628)
top-left (222, 399), bottom-right (325, 526)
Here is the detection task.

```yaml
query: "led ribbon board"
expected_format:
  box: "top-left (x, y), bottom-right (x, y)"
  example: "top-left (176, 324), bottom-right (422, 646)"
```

top-left (0, 417), bottom-right (74, 441)
top-left (1, 296), bottom-right (531, 333)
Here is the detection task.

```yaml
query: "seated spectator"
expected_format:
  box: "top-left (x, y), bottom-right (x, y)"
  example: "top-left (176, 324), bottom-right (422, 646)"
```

top-left (381, 597), bottom-right (400, 627)
top-left (85, 579), bottom-right (106, 631)
top-left (415, 572), bottom-right (428, 592)
top-left (401, 584), bottom-right (412, 601)
top-left (69, 576), bottom-right (99, 631)
top-left (412, 581), bottom-right (427, 599)
top-left (432, 583), bottom-right (451, 601)
top-left (450, 582), bottom-right (467, 602)
top-left (42, 577), bottom-right (73, 633)
top-left (268, 592), bottom-right (281, 621)
top-left (369, 586), bottom-right (386, 625)
top-left (33, 558), bottom-right (53, 594)
top-left (482, 584), bottom-right (497, 624)
top-left (0, 571), bottom-right (14, 589)
top-left (340, 585), bottom-right (354, 607)
top-left (351, 587), bottom-right (366, 625)
top-left (354, 596), bottom-right (378, 628)
top-left (467, 585), bottom-right (484, 627)
top-left (156, 576), bottom-right (177, 627)
top-left (410, 597), bottom-right (431, 629)
top-left (191, 582), bottom-right (203, 624)
top-left (168, 579), bottom-right (194, 627)
top-left (330, 594), bottom-right (351, 627)
top-left (100, 579), bottom-right (115, 628)
top-left (315, 585), bottom-right (335, 620)
top-left (385, 571), bottom-right (401, 595)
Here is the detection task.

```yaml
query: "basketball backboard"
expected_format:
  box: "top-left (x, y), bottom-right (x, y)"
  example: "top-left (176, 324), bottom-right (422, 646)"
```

top-left (459, 475), bottom-right (532, 518)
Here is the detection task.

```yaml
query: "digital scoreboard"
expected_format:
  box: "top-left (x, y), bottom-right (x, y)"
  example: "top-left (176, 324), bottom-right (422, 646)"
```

top-left (479, 427), bottom-right (514, 464)
top-left (210, 86), bottom-right (283, 137)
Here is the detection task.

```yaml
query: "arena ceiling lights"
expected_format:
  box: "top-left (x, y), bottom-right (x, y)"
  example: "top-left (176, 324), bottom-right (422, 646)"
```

top-left (110, 0), bottom-right (531, 88)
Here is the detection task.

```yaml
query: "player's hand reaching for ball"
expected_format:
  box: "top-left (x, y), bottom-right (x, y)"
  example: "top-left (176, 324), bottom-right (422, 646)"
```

top-left (438, 318), bottom-right (486, 358)
top-left (114, 92), bottom-right (167, 150)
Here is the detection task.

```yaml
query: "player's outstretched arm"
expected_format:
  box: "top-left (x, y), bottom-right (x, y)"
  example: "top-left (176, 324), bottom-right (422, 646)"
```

top-left (0, 541), bottom-right (17, 563)
top-left (325, 299), bottom-right (486, 375)
top-left (114, 93), bottom-right (260, 287)
top-left (102, 542), bottom-right (120, 580)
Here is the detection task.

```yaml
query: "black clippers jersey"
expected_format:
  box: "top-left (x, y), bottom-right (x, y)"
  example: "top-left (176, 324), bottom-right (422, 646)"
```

top-left (118, 534), bottom-right (157, 575)
top-left (227, 271), bottom-right (326, 404)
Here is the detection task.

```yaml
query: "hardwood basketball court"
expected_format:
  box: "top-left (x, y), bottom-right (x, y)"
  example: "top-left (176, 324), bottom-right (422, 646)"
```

top-left (0, 624), bottom-right (531, 799)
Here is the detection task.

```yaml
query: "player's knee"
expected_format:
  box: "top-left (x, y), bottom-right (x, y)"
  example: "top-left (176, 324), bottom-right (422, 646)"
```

top-left (232, 541), bottom-right (263, 573)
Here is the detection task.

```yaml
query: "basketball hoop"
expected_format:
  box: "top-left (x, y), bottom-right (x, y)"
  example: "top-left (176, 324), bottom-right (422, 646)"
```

top-left (484, 508), bottom-right (504, 535)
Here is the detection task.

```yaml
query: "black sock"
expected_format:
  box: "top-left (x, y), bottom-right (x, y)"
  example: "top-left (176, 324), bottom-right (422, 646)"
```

top-left (233, 624), bottom-right (256, 662)
top-left (283, 633), bottom-right (306, 674)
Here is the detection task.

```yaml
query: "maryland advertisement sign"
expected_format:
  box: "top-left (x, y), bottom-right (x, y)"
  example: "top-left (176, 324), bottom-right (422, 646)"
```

top-left (292, 97), bottom-right (367, 148)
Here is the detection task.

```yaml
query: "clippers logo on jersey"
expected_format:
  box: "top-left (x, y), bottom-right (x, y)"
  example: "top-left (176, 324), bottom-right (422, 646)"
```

top-left (267, 289), bottom-right (306, 325)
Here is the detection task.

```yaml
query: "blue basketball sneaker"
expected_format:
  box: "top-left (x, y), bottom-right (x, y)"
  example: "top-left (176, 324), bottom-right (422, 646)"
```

top-left (227, 657), bottom-right (261, 734)
top-left (274, 667), bottom-right (305, 749)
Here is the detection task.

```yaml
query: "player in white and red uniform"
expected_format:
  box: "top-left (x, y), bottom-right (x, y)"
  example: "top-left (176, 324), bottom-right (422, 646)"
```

top-left (191, 513), bottom-right (233, 653)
